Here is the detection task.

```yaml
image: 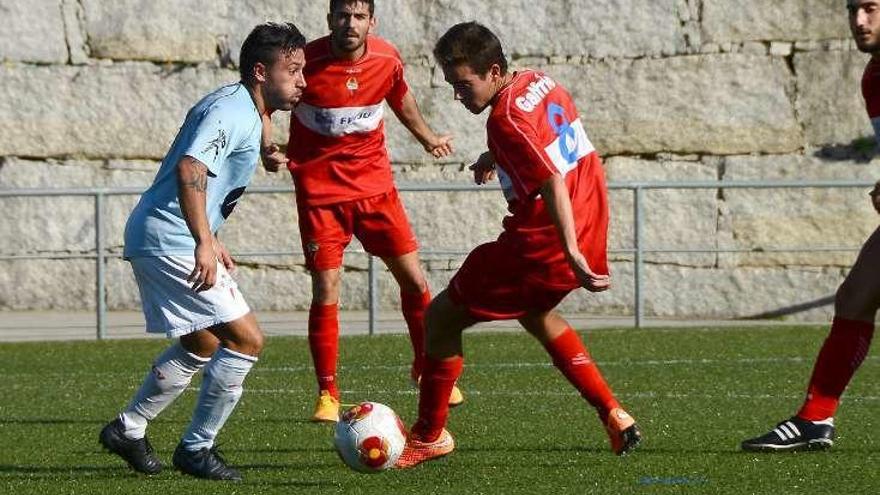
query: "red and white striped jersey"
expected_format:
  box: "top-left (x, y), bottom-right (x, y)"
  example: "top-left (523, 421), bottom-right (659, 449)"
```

top-left (287, 35), bottom-right (409, 206)
top-left (487, 69), bottom-right (609, 277)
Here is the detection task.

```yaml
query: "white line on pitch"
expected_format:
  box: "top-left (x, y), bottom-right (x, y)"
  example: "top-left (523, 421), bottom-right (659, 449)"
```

top-left (238, 388), bottom-right (880, 402)
top-left (257, 355), bottom-right (878, 373)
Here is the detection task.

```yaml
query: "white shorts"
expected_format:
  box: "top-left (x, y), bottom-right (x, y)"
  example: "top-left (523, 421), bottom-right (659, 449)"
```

top-left (130, 255), bottom-right (251, 338)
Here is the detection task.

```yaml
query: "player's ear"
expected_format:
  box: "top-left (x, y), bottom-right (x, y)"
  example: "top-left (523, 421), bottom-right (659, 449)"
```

top-left (489, 63), bottom-right (502, 81)
top-left (368, 15), bottom-right (377, 34)
top-left (253, 62), bottom-right (269, 84)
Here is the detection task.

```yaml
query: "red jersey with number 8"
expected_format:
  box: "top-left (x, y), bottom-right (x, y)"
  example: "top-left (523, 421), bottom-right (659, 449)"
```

top-left (486, 70), bottom-right (609, 287)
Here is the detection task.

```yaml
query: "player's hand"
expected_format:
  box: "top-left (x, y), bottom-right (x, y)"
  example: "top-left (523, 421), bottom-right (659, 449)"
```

top-left (469, 151), bottom-right (496, 185)
top-left (424, 133), bottom-right (454, 158)
top-left (261, 143), bottom-right (287, 173)
top-left (568, 251), bottom-right (611, 292)
top-left (871, 179), bottom-right (880, 214)
top-left (213, 237), bottom-right (235, 274)
top-left (188, 242), bottom-right (217, 292)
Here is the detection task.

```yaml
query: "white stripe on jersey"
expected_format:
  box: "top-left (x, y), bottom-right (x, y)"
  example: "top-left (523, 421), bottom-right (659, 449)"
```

top-left (294, 101), bottom-right (385, 137)
top-left (543, 118), bottom-right (594, 177)
top-left (496, 166), bottom-right (518, 202)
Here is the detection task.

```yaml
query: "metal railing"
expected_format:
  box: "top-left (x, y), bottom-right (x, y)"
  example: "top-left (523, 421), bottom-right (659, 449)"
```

top-left (1, 179), bottom-right (874, 338)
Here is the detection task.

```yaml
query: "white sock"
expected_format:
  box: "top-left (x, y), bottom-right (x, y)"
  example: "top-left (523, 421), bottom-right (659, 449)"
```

top-left (119, 342), bottom-right (210, 440)
top-left (180, 347), bottom-right (258, 452)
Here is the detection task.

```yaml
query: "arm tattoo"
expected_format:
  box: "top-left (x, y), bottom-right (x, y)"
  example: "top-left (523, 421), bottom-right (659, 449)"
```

top-left (181, 158), bottom-right (208, 192)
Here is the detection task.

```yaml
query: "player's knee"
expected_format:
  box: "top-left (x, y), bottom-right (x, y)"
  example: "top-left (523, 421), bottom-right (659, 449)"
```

top-left (224, 328), bottom-right (264, 357)
top-left (245, 330), bottom-right (265, 356)
top-left (311, 271), bottom-right (341, 304)
top-left (180, 331), bottom-right (221, 358)
top-left (399, 275), bottom-right (428, 295)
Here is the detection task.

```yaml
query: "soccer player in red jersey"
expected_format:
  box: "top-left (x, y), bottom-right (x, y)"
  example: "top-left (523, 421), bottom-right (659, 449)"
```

top-left (395, 22), bottom-right (641, 468)
top-left (261, 0), bottom-right (461, 422)
top-left (742, 0), bottom-right (880, 452)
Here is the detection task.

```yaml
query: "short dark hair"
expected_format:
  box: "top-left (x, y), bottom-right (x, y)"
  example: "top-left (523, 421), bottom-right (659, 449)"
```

top-left (239, 22), bottom-right (307, 84)
top-left (329, 0), bottom-right (375, 15)
top-left (433, 22), bottom-right (508, 76)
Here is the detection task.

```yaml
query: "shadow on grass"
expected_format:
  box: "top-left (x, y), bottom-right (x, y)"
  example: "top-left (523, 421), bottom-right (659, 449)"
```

top-left (0, 418), bottom-right (105, 425)
top-left (248, 480), bottom-right (338, 488)
top-left (462, 443), bottom-right (880, 458)
top-left (0, 464), bottom-right (343, 485)
top-left (225, 446), bottom-right (334, 454)
top-left (0, 464), bottom-right (133, 480)
top-left (459, 445), bottom-right (772, 456)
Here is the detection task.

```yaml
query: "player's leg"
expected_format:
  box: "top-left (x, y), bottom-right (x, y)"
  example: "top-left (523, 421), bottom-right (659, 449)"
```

top-left (357, 189), bottom-right (465, 406)
top-left (99, 332), bottom-right (217, 475)
top-left (100, 255), bottom-right (249, 476)
top-left (299, 201), bottom-right (351, 422)
top-left (396, 290), bottom-right (476, 468)
top-left (173, 312), bottom-right (264, 481)
top-left (308, 268), bottom-right (344, 421)
top-left (382, 251), bottom-right (430, 381)
top-left (742, 227), bottom-right (880, 452)
top-left (382, 249), bottom-right (466, 407)
top-left (99, 258), bottom-right (222, 475)
top-left (519, 310), bottom-right (640, 455)
top-left (103, 330), bottom-right (219, 470)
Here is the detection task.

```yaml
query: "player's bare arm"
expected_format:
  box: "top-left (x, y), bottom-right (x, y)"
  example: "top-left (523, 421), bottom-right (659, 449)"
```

top-left (391, 90), bottom-right (454, 158)
top-left (177, 155), bottom-right (217, 291)
top-left (468, 150), bottom-right (496, 185)
top-left (539, 174), bottom-right (611, 292)
top-left (260, 111), bottom-right (288, 173)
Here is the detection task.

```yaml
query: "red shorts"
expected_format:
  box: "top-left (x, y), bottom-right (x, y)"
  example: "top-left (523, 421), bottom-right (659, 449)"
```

top-left (297, 189), bottom-right (418, 271)
top-left (448, 241), bottom-right (576, 321)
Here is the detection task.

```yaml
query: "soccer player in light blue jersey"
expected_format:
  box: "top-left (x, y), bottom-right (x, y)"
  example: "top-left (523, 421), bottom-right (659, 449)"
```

top-left (98, 23), bottom-right (307, 481)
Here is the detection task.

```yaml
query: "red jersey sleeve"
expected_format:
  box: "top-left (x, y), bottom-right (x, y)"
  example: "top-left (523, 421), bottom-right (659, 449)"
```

top-left (489, 112), bottom-right (558, 199)
top-left (384, 50), bottom-right (409, 112)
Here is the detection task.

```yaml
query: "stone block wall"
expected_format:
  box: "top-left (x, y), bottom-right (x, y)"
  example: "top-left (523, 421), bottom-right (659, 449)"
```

top-left (1, 0), bottom-right (877, 321)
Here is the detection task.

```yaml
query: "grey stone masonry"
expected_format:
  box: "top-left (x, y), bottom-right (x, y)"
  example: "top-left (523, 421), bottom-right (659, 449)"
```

top-left (702, 1), bottom-right (849, 44)
top-left (1, 1), bottom-right (878, 320)
top-left (0, 0), bottom-right (69, 63)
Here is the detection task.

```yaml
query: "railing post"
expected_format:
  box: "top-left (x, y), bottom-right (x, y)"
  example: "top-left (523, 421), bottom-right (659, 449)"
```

top-left (633, 187), bottom-right (644, 329)
top-left (368, 255), bottom-right (378, 336)
top-left (95, 192), bottom-right (107, 340)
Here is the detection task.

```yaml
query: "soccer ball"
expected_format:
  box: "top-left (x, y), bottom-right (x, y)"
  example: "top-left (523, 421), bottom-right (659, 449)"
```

top-left (333, 402), bottom-right (407, 473)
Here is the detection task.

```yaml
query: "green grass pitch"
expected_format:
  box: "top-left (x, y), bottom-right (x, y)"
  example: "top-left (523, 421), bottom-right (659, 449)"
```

top-left (1, 325), bottom-right (878, 493)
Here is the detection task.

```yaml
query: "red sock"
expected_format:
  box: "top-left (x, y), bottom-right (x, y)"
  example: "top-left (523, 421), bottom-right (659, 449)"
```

top-left (798, 317), bottom-right (874, 421)
top-left (543, 328), bottom-right (620, 423)
top-left (401, 290), bottom-right (431, 380)
top-left (411, 356), bottom-right (463, 442)
top-left (308, 303), bottom-right (340, 399)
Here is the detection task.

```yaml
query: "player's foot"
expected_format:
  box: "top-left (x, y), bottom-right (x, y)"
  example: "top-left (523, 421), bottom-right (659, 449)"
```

top-left (172, 443), bottom-right (242, 481)
top-left (741, 416), bottom-right (835, 452)
top-left (412, 376), bottom-right (465, 407)
top-left (98, 418), bottom-right (162, 475)
top-left (448, 383), bottom-right (465, 408)
top-left (605, 408), bottom-right (642, 456)
top-left (395, 428), bottom-right (455, 469)
top-left (311, 390), bottom-right (340, 423)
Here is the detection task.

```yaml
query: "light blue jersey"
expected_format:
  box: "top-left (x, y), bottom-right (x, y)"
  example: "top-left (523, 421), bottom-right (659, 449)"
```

top-left (124, 83), bottom-right (262, 258)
